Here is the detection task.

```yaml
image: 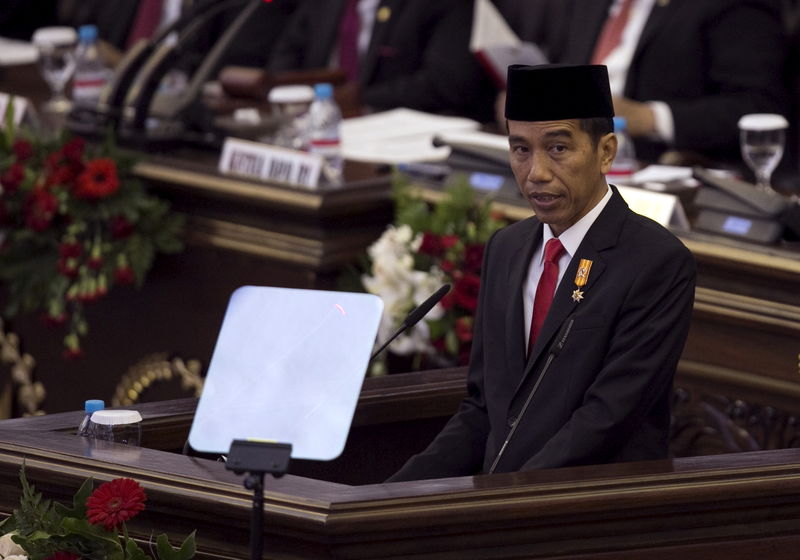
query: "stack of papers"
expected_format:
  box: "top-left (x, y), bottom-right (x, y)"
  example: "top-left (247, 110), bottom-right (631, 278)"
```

top-left (340, 108), bottom-right (480, 164)
top-left (0, 37), bottom-right (37, 66)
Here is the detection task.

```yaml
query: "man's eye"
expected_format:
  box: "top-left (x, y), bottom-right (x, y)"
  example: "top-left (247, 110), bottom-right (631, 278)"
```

top-left (551, 144), bottom-right (567, 154)
top-left (511, 145), bottom-right (529, 155)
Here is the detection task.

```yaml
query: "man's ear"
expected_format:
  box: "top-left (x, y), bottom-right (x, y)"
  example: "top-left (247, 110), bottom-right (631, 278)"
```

top-left (598, 133), bottom-right (618, 174)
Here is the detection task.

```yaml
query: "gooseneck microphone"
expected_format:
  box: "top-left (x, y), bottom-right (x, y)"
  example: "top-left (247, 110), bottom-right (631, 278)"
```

top-left (489, 314), bottom-right (577, 474)
top-left (369, 284), bottom-right (451, 362)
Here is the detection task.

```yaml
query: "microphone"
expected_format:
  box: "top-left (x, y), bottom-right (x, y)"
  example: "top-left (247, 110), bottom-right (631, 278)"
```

top-left (369, 284), bottom-right (451, 362)
top-left (489, 314), bottom-right (576, 474)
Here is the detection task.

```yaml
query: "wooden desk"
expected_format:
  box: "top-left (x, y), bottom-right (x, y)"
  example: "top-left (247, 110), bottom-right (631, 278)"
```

top-left (2, 398), bottom-right (800, 559)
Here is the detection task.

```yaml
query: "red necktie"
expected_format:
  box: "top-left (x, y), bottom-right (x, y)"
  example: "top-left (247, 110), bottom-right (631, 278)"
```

top-left (529, 238), bottom-right (565, 353)
top-left (126, 0), bottom-right (166, 49)
top-left (338, 0), bottom-right (360, 82)
top-left (591, 0), bottom-right (636, 64)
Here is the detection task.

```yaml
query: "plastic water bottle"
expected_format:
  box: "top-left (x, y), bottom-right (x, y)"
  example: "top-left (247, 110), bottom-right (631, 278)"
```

top-left (308, 83), bottom-right (344, 184)
top-left (608, 116), bottom-right (637, 183)
top-left (72, 25), bottom-right (111, 109)
top-left (77, 399), bottom-right (105, 437)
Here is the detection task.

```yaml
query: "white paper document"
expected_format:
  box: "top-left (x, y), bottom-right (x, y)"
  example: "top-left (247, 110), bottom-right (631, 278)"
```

top-left (340, 108), bottom-right (480, 164)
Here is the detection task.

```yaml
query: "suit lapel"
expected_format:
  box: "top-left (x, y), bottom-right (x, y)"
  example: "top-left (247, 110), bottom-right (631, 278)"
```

top-left (505, 221), bottom-right (541, 376)
top-left (360, 0), bottom-right (397, 86)
top-left (514, 188), bottom-right (629, 398)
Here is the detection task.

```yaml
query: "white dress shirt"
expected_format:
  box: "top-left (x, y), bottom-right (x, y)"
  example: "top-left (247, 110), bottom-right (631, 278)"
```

top-left (597, 0), bottom-right (675, 143)
top-left (523, 185), bottom-right (613, 352)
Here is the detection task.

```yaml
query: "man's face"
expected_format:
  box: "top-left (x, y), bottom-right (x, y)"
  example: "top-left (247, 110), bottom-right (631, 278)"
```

top-left (507, 119), bottom-right (616, 236)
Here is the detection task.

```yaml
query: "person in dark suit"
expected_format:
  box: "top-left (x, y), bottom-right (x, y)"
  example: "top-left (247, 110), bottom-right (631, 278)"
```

top-left (517, 0), bottom-right (789, 165)
top-left (268, 0), bottom-right (495, 122)
top-left (389, 64), bottom-right (696, 481)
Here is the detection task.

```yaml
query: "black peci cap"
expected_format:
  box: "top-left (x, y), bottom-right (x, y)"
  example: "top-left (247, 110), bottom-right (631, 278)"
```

top-left (505, 64), bottom-right (614, 121)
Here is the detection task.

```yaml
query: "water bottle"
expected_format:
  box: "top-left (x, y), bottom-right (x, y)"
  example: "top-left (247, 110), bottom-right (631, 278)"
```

top-left (608, 116), bottom-right (637, 183)
top-left (72, 25), bottom-right (111, 109)
top-left (308, 83), bottom-right (344, 184)
top-left (77, 399), bottom-right (105, 437)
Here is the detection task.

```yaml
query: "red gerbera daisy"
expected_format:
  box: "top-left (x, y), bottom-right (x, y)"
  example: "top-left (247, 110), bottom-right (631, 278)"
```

top-left (85, 477), bottom-right (147, 530)
top-left (74, 158), bottom-right (120, 200)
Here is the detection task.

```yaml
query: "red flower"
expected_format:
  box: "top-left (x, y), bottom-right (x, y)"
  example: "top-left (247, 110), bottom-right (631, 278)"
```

top-left (441, 235), bottom-right (459, 249)
top-left (1, 162), bottom-right (25, 193)
top-left (57, 257), bottom-right (79, 279)
top-left (59, 241), bottom-right (83, 259)
top-left (41, 311), bottom-right (68, 327)
top-left (463, 243), bottom-right (484, 273)
top-left (12, 139), bottom-right (33, 162)
top-left (110, 215), bottom-right (134, 239)
top-left (24, 188), bottom-right (58, 231)
top-left (452, 273), bottom-right (481, 313)
top-left (61, 137), bottom-right (86, 163)
top-left (46, 162), bottom-right (84, 188)
top-left (63, 347), bottom-right (85, 360)
top-left (114, 265), bottom-right (135, 285)
top-left (74, 158), bottom-right (119, 200)
top-left (44, 552), bottom-right (81, 560)
top-left (418, 232), bottom-right (443, 257)
top-left (86, 477), bottom-right (147, 530)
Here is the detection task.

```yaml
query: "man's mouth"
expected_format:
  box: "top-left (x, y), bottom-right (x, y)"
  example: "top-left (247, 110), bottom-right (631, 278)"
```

top-left (528, 192), bottom-right (561, 203)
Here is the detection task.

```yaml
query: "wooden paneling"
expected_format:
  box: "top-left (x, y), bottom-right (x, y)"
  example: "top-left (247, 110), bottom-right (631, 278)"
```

top-left (2, 406), bottom-right (800, 559)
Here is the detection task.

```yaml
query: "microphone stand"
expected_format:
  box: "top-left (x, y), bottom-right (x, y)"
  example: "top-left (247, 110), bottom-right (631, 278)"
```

top-left (489, 315), bottom-right (576, 474)
top-left (225, 439), bottom-right (292, 560)
top-left (369, 284), bottom-right (451, 362)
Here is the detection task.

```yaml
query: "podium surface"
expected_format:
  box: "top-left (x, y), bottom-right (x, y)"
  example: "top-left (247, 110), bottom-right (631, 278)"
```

top-left (2, 396), bottom-right (800, 559)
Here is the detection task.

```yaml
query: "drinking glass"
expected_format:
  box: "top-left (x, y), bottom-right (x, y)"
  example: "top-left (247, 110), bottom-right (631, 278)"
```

top-left (31, 27), bottom-right (78, 113)
top-left (738, 113), bottom-right (789, 195)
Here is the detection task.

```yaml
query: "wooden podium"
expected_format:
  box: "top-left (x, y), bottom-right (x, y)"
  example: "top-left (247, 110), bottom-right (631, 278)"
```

top-left (2, 391), bottom-right (800, 559)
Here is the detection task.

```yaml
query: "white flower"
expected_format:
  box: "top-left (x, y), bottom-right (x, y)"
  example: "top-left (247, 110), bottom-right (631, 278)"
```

top-left (0, 533), bottom-right (26, 557)
top-left (363, 225), bottom-right (445, 357)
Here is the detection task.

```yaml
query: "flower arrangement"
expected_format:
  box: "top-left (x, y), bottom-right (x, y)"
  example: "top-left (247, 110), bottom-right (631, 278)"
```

top-left (0, 105), bottom-right (184, 358)
top-left (361, 173), bottom-right (506, 371)
top-left (0, 465), bottom-right (196, 559)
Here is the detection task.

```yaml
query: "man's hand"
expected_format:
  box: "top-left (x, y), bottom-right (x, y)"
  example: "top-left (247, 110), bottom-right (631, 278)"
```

top-left (612, 96), bottom-right (656, 137)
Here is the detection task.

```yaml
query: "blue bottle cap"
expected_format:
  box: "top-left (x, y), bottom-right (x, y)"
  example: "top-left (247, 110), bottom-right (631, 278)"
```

top-left (84, 399), bottom-right (105, 413)
top-left (78, 25), bottom-right (98, 42)
top-left (314, 83), bottom-right (334, 99)
top-left (613, 116), bottom-right (627, 132)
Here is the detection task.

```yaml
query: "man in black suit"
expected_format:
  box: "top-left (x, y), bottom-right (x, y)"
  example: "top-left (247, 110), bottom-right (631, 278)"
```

top-left (390, 64), bottom-right (695, 481)
top-left (268, 0), bottom-right (495, 122)
top-left (499, 0), bottom-right (788, 165)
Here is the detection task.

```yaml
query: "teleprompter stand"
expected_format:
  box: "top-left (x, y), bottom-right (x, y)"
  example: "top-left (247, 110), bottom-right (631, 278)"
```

top-left (225, 439), bottom-right (292, 560)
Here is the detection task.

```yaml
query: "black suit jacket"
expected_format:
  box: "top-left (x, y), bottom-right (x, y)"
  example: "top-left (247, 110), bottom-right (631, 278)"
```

top-left (528, 0), bottom-right (789, 163)
top-left (390, 188), bottom-right (696, 481)
top-left (268, 0), bottom-right (495, 121)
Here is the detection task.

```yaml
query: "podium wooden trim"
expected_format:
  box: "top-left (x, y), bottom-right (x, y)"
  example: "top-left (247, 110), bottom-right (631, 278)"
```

top-left (2, 390), bottom-right (800, 559)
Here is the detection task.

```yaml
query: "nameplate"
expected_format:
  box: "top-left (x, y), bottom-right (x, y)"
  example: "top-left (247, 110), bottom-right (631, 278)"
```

top-left (218, 137), bottom-right (323, 189)
top-left (617, 185), bottom-right (689, 230)
top-left (0, 93), bottom-right (29, 128)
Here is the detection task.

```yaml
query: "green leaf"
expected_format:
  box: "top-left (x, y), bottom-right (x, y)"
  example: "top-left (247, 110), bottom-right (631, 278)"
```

top-left (125, 537), bottom-right (151, 560)
top-left (54, 477), bottom-right (93, 519)
top-left (156, 531), bottom-right (196, 560)
top-left (61, 516), bottom-right (123, 550)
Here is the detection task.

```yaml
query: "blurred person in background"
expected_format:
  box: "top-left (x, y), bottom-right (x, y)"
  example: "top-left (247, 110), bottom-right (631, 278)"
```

top-left (268, 0), bottom-right (496, 121)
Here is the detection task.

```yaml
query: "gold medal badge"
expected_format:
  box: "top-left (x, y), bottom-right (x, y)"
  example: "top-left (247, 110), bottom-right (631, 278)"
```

top-left (572, 259), bottom-right (593, 302)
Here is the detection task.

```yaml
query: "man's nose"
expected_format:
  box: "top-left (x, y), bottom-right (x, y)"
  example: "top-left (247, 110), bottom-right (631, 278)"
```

top-left (526, 151), bottom-right (551, 183)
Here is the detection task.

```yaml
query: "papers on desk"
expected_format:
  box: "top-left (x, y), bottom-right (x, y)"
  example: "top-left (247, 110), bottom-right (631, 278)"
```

top-left (340, 108), bottom-right (480, 164)
top-left (0, 37), bottom-right (37, 66)
top-left (470, 0), bottom-right (547, 87)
